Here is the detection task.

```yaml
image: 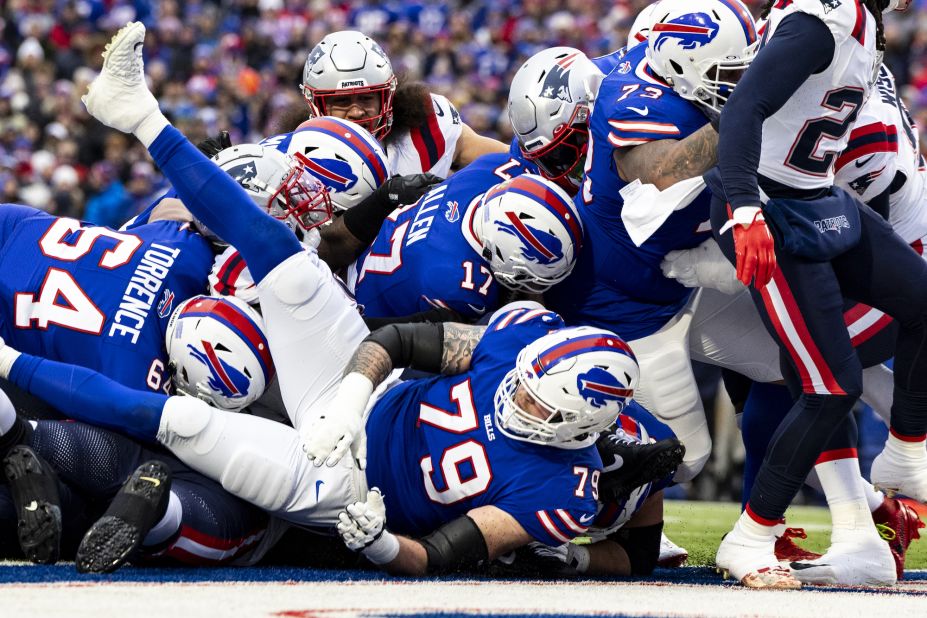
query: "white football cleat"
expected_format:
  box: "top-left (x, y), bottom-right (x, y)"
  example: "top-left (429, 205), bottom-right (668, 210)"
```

top-left (657, 533), bottom-right (688, 567)
top-left (717, 522), bottom-right (801, 589)
top-left (789, 537), bottom-right (897, 586)
top-left (871, 442), bottom-right (927, 502)
top-left (81, 21), bottom-right (159, 134)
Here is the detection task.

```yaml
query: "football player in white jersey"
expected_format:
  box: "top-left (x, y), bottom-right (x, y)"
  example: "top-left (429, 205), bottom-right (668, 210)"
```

top-left (710, 0), bottom-right (920, 589)
top-left (300, 31), bottom-right (507, 178)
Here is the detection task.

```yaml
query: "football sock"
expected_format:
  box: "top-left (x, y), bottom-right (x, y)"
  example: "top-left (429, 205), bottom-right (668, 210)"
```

top-left (143, 490), bottom-right (182, 546)
top-left (740, 382), bottom-right (792, 510)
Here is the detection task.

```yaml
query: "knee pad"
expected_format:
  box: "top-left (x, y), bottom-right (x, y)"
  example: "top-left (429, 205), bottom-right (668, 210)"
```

top-left (634, 343), bottom-right (702, 423)
top-left (159, 396), bottom-right (214, 439)
top-left (219, 449), bottom-right (296, 512)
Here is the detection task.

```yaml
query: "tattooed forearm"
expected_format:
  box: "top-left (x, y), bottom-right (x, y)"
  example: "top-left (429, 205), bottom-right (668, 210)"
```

top-left (613, 124), bottom-right (718, 190)
top-left (344, 341), bottom-right (395, 386)
top-left (440, 323), bottom-right (487, 375)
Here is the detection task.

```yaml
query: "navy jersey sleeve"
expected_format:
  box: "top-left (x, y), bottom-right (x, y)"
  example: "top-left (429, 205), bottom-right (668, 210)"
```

top-left (718, 12), bottom-right (836, 209)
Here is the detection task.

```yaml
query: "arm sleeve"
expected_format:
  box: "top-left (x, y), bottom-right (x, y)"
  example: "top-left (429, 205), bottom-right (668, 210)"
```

top-left (147, 126), bottom-right (301, 283)
top-left (718, 12), bottom-right (836, 209)
top-left (8, 353), bottom-right (168, 441)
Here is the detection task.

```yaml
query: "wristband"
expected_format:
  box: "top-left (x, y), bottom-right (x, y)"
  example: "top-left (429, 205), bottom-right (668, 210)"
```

top-left (362, 529), bottom-right (400, 565)
top-left (0, 346), bottom-right (22, 380)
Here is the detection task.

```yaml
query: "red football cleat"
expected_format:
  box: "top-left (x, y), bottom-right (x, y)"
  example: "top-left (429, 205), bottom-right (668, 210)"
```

top-left (872, 496), bottom-right (925, 580)
top-left (774, 527), bottom-right (822, 563)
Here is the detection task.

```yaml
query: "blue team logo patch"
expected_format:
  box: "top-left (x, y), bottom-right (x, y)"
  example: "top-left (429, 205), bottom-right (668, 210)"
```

top-left (157, 289), bottom-right (175, 319)
top-left (498, 213), bottom-right (564, 266)
top-left (618, 61), bottom-right (632, 75)
top-left (300, 156), bottom-right (358, 193)
top-left (577, 368), bottom-right (630, 409)
top-left (652, 13), bottom-right (719, 52)
top-left (188, 341), bottom-right (251, 401)
top-left (444, 200), bottom-right (460, 223)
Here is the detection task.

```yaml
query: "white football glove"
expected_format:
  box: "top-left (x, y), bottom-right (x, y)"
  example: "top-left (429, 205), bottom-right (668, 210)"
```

top-left (522, 542), bottom-right (590, 575)
top-left (302, 373), bottom-right (374, 468)
top-left (0, 337), bottom-right (21, 380)
top-left (661, 238), bottom-right (743, 295)
top-left (336, 488), bottom-right (399, 564)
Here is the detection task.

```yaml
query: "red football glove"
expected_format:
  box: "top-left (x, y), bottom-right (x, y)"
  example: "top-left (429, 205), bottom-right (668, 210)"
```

top-left (722, 205), bottom-right (776, 288)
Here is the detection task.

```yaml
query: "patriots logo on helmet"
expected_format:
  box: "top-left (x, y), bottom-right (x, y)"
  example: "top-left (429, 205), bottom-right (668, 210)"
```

top-left (498, 212), bottom-right (565, 266)
top-left (652, 13), bottom-right (720, 52)
top-left (369, 41), bottom-right (390, 63)
top-left (306, 44), bottom-right (325, 68)
top-left (298, 155), bottom-right (359, 193)
top-left (225, 162), bottom-right (259, 188)
top-left (188, 341), bottom-right (251, 401)
top-left (539, 52), bottom-right (581, 103)
top-left (157, 289), bottom-right (175, 319)
top-left (577, 367), bottom-right (632, 409)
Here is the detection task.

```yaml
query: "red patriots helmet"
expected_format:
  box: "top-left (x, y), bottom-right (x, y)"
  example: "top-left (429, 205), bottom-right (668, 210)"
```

top-left (494, 326), bottom-right (640, 449)
top-left (165, 295), bottom-right (275, 411)
top-left (476, 174), bottom-right (584, 294)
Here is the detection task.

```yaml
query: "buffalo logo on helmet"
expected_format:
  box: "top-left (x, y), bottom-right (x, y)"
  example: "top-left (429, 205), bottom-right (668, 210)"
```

top-left (296, 152), bottom-right (359, 193)
top-left (188, 341), bottom-right (252, 402)
top-left (652, 13), bottom-right (720, 52)
top-left (497, 212), bottom-right (565, 266)
top-left (538, 52), bottom-right (582, 103)
top-left (576, 367), bottom-right (633, 409)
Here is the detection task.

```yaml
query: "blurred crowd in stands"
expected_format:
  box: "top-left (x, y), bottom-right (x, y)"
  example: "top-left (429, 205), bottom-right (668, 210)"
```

top-left (0, 0), bottom-right (923, 225)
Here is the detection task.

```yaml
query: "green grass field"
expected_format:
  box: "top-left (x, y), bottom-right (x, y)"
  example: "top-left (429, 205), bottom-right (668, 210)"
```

top-left (664, 500), bottom-right (927, 569)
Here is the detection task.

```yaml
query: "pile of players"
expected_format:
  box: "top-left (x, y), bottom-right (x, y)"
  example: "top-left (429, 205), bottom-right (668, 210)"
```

top-left (0, 0), bottom-right (925, 590)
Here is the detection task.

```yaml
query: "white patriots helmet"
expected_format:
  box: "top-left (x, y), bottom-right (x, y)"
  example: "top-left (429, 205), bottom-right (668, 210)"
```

top-left (646, 0), bottom-right (758, 113)
top-left (213, 144), bottom-right (333, 241)
top-left (508, 47), bottom-right (603, 193)
top-left (494, 326), bottom-right (640, 449)
top-left (628, 2), bottom-right (662, 48)
top-left (165, 295), bottom-right (275, 411)
top-left (276, 116), bottom-right (390, 212)
top-left (300, 30), bottom-right (398, 140)
top-left (475, 174), bottom-right (584, 294)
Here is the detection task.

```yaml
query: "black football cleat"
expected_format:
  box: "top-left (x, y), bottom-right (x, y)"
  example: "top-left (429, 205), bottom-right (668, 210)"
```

top-left (3, 445), bottom-right (62, 564)
top-left (596, 428), bottom-right (685, 503)
top-left (76, 460), bottom-right (172, 574)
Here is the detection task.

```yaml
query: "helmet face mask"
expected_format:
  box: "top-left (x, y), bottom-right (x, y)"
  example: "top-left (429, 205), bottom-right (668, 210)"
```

top-left (301, 31), bottom-right (398, 140)
top-left (521, 105), bottom-right (590, 193)
top-left (494, 327), bottom-right (639, 450)
top-left (213, 144), bottom-right (333, 240)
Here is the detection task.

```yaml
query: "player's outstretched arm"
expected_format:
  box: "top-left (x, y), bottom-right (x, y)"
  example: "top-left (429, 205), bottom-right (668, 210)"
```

top-left (612, 123), bottom-right (718, 191)
top-left (304, 322), bottom-right (487, 468)
top-left (339, 498), bottom-right (529, 576)
top-left (0, 340), bottom-right (167, 441)
top-left (82, 21), bottom-right (299, 284)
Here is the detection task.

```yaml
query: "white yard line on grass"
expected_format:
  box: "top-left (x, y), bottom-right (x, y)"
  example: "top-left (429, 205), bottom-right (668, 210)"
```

top-left (2, 579), bottom-right (925, 618)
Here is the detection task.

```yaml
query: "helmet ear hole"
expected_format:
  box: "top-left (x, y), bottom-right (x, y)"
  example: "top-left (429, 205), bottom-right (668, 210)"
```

top-left (670, 59), bottom-right (684, 75)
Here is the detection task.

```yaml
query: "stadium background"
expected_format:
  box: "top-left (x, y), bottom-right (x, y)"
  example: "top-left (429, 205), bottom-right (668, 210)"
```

top-left (0, 0), bottom-right (923, 504)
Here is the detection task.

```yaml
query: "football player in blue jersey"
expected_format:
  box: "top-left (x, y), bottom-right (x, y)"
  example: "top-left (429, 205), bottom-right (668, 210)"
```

top-left (350, 158), bottom-right (583, 322)
top-left (536, 0), bottom-right (757, 483)
top-left (0, 22), bottom-right (679, 576)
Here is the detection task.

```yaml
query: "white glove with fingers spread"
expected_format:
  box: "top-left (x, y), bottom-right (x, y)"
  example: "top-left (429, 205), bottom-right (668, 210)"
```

top-left (302, 373), bottom-right (373, 468)
top-left (337, 488), bottom-right (399, 564)
top-left (661, 238), bottom-right (743, 295)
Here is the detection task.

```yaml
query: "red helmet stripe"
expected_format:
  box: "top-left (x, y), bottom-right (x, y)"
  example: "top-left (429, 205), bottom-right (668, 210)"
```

top-left (651, 23), bottom-right (712, 35)
top-left (506, 176), bottom-right (583, 248)
top-left (181, 299), bottom-right (274, 381)
top-left (504, 211), bottom-right (556, 260)
top-left (531, 334), bottom-right (634, 375)
top-left (304, 117), bottom-right (388, 185)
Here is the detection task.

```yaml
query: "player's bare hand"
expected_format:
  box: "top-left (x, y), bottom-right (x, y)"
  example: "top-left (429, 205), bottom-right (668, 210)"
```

top-left (302, 412), bottom-right (367, 469)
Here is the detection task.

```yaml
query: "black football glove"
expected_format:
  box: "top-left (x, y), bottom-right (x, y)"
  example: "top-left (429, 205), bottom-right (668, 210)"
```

top-left (196, 130), bottom-right (233, 158)
top-left (379, 173), bottom-right (443, 208)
